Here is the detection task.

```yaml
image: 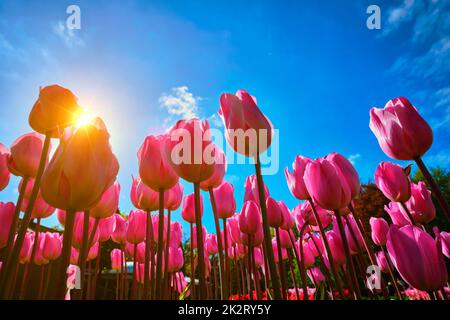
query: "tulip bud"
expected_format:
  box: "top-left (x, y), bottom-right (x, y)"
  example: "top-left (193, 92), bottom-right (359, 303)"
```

top-left (0, 143), bottom-right (10, 191)
top-left (244, 174), bottom-right (269, 206)
top-left (239, 201), bottom-right (261, 235)
top-left (182, 193), bottom-right (203, 224)
top-left (29, 84), bottom-right (82, 138)
top-left (8, 133), bottom-right (51, 178)
top-left (110, 248), bottom-right (123, 271)
top-left (98, 215), bottom-right (116, 242)
top-left (126, 210), bottom-right (147, 244)
top-left (200, 145), bottom-right (226, 190)
top-left (285, 155), bottom-right (311, 200)
top-left (41, 117), bottom-right (119, 211)
top-left (164, 182), bottom-right (183, 211)
top-left (90, 182), bottom-right (120, 219)
top-left (369, 97), bottom-right (433, 160)
top-left (266, 197), bottom-right (282, 228)
top-left (370, 217), bottom-right (389, 246)
top-left (213, 181), bottom-right (236, 219)
top-left (0, 202), bottom-right (15, 248)
top-left (111, 214), bottom-right (128, 244)
top-left (406, 181), bottom-right (435, 224)
top-left (375, 162), bottom-right (411, 202)
top-left (130, 176), bottom-right (159, 211)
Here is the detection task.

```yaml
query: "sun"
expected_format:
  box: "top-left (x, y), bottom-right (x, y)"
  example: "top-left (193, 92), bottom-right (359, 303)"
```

top-left (75, 111), bottom-right (96, 129)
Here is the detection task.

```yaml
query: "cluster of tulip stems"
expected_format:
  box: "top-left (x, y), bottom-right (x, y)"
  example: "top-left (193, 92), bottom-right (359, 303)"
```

top-left (0, 87), bottom-right (448, 300)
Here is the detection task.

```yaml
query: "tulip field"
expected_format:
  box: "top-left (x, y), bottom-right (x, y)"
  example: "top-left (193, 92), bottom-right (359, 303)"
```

top-left (0, 85), bottom-right (449, 302)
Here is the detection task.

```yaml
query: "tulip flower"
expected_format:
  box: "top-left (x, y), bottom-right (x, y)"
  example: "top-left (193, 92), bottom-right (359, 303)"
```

top-left (240, 225), bottom-right (264, 247)
top-left (369, 97), bottom-right (433, 161)
top-left (244, 174), bottom-right (269, 206)
top-left (170, 222), bottom-right (183, 248)
top-left (200, 145), bottom-right (226, 191)
top-left (307, 267), bottom-right (325, 285)
top-left (304, 158), bottom-right (351, 211)
top-left (191, 225), bottom-right (207, 248)
top-left (33, 234), bottom-right (49, 266)
top-left (384, 202), bottom-right (412, 227)
top-left (326, 152), bottom-right (360, 199)
top-left (205, 234), bottom-right (218, 256)
top-left (279, 229), bottom-right (293, 249)
top-left (19, 233), bottom-right (33, 264)
top-left (436, 231), bottom-right (450, 261)
top-left (41, 232), bottom-right (62, 261)
top-left (374, 162), bottom-right (411, 202)
top-left (7, 132), bottom-right (50, 178)
top-left (266, 197), bottom-right (283, 228)
top-left (19, 178), bottom-right (55, 219)
top-left (164, 182), bottom-right (183, 211)
top-left (238, 201), bottom-right (261, 235)
top-left (219, 90), bottom-right (273, 157)
top-left (272, 238), bottom-right (288, 263)
top-left (387, 225), bottom-right (448, 291)
top-left (167, 247), bottom-right (184, 273)
top-left (375, 251), bottom-right (389, 273)
top-left (126, 210), bottom-right (147, 244)
top-left (344, 215), bottom-right (364, 254)
top-left (0, 143), bottom-right (10, 191)
top-left (111, 214), bottom-right (128, 245)
top-left (370, 217), bottom-right (389, 246)
top-left (130, 176), bottom-right (159, 211)
top-left (90, 182), bottom-right (120, 219)
top-left (72, 213), bottom-right (99, 250)
top-left (0, 202), bottom-right (15, 248)
top-left (228, 216), bottom-right (242, 245)
top-left (213, 181), bottom-right (236, 219)
top-left (28, 84), bottom-right (82, 138)
top-left (41, 117), bottom-right (119, 211)
top-left (279, 201), bottom-right (294, 230)
top-left (324, 231), bottom-right (346, 266)
top-left (98, 215), bottom-right (116, 242)
top-left (296, 240), bottom-right (315, 268)
top-left (285, 155), bottom-right (311, 200)
top-left (182, 193), bottom-right (202, 223)
top-left (87, 242), bottom-right (99, 261)
top-left (110, 249), bottom-right (123, 271)
top-left (405, 181), bottom-right (436, 224)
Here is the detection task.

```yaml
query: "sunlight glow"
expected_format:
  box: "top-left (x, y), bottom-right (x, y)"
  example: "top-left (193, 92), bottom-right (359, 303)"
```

top-left (75, 110), bottom-right (96, 129)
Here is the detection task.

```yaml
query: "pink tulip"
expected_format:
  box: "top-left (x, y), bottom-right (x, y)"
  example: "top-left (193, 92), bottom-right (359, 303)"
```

top-left (293, 201), bottom-right (331, 231)
top-left (87, 242), bottom-right (99, 261)
top-left (69, 247), bottom-right (79, 265)
top-left (387, 225), bottom-right (447, 291)
top-left (219, 90), bottom-right (273, 157)
top-left (71, 213), bottom-right (99, 250)
top-left (200, 145), bottom-right (226, 190)
top-left (307, 267), bottom-right (325, 284)
top-left (295, 240), bottom-right (315, 268)
top-left (369, 96), bottom-right (433, 160)
top-left (191, 225), bottom-right (207, 248)
top-left (228, 216), bottom-right (242, 245)
top-left (41, 117), bottom-right (118, 211)
top-left (19, 178), bottom-right (55, 219)
top-left (239, 201), bottom-right (261, 235)
top-left (285, 155), bottom-right (311, 200)
top-left (405, 181), bottom-right (435, 224)
top-left (375, 162), bottom-right (411, 202)
top-left (19, 232), bottom-right (33, 264)
top-left (164, 182), bottom-right (183, 211)
top-left (33, 234), bottom-right (49, 266)
top-left (441, 231), bottom-right (450, 259)
top-left (138, 134), bottom-right (179, 190)
top-left (266, 197), bottom-right (283, 228)
top-left (111, 214), bottom-right (128, 244)
top-left (345, 215), bottom-right (364, 254)
top-left (0, 143), bottom-right (10, 191)
top-left (182, 193), bottom-right (202, 224)
top-left (228, 244), bottom-right (245, 260)
top-left (125, 242), bottom-right (146, 262)
top-left (167, 247), bottom-right (184, 272)
top-left (165, 119), bottom-right (214, 183)
top-left (272, 238), bottom-right (288, 263)
top-left (326, 152), bottom-right (360, 199)
top-left (170, 222), bottom-right (183, 248)
top-left (375, 251), bottom-right (389, 273)
top-left (152, 214), bottom-right (168, 244)
top-left (253, 248), bottom-right (263, 268)
top-left (279, 200), bottom-right (294, 230)
top-left (110, 248), bottom-right (123, 271)
top-left (41, 232), bottom-right (62, 261)
top-left (0, 202), bottom-right (15, 248)
top-left (7, 132), bottom-right (51, 178)
top-left (304, 158), bottom-right (351, 211)
top-left (244, 174), bottom-right (269, 206)
top-left (213, 181), bottom-right (236, 219)
top-left (384, 202), bottom-right (412, 227)
top-left (279, 229), bottom-right (293, 248)
top-left (324, 231), bottom-right (346, 266)
top-left (130, 175), bottom-right (159, 211)
top-left (126, 210), bottom-right (147, 244)
top-left (90, 182), bottom-right (120, 219)
top-left (205, 234), bottom-right (218, 255)
top-left (98, 215), bottom-right (116, 242)
top-left (240, 226), bottom-right (264, 247)
top-left (370, 217), bottom-right (389, 246)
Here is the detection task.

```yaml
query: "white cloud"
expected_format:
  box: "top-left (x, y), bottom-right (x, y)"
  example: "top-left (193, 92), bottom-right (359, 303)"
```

top-left (53, 21), bottom-right (84, 48)
top-left (348, 153), bottom-right (361, 165)
top-left (159, 86), bottom-right (200, 128)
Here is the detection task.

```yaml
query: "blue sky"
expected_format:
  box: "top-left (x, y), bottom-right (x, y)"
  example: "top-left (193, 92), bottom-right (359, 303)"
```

top-left (0, 0), bottom-right (449, 236)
